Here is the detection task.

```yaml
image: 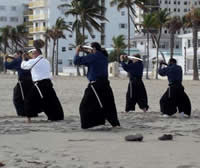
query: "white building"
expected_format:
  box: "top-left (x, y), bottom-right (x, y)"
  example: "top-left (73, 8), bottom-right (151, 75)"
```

top-left (0, 0), bottom-right (28, 28)
top-left (179, 33), bottom-right (200, 73)
top-left (28, 0), bottom-right (135, 71)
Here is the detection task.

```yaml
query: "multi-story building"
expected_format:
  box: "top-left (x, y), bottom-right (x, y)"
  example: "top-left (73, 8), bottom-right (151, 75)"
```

top-left (134, 0), bottom-right (200, 73)
top-left (28, 0), bottom-right (135, 72)
top-left (0, 0), bottom-right (28, 28)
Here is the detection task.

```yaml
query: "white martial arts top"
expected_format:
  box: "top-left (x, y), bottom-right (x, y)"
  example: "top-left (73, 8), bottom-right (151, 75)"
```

top-left (21, 55), bottom-right (52, 82)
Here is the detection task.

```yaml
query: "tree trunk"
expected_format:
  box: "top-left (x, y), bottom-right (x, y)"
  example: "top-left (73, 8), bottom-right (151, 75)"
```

top-left (55, 39), bottom-right (59, 76)
top-left (45, 38), bottom-right (48, 58)
top-left (146, 32), bottom-right (150, 79)
top-left (170, 32), bottom-right (174, 59)
top-left (82, 27), bottom-right (86, 76)
top-left (3, 45), bottom-right (7, 74)
top-left (52, 40), bottom-right (56, 76)
top-left (127, 7), bottom-right (130, 55)
top-left (192, 25), bottom-right (199, 80)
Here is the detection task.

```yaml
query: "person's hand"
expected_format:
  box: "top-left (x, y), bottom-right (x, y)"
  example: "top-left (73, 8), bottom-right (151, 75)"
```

top-left (76, 45), bottom-right (81, 54)
top-left (120, 55), bottom-right (125, 62)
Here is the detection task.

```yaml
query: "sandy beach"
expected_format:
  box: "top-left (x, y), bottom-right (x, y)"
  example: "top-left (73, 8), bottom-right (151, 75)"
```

top-left (0, 74), bottom-right (200, 168)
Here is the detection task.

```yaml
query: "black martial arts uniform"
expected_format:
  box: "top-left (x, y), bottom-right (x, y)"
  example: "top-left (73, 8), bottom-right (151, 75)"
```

top-left (121, 60), bottom-right (149, 112)
top-left (4, 57), bottom-right (34, 116)
top-left (159, 62), bottom-right (191, 116)
top-left (21, 55), bottom-right (64, 121)
top-left (74, 50), bottom-right (120, 129)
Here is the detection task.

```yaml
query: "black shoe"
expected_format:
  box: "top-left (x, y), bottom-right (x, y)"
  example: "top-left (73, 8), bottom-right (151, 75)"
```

top-left (158, 134), bottom-right (173, 141)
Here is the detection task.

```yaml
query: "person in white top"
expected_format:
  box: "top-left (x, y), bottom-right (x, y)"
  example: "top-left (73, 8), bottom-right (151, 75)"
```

top-left (21, 48), bottom-right (64, 123)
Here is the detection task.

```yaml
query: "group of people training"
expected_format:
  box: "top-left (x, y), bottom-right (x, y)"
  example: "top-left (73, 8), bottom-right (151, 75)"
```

top-left (4, 40), bottom-right (191, 129)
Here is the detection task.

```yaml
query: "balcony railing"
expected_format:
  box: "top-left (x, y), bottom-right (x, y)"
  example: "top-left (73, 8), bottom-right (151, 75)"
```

top-left (29, 26), bottom-right (46, 33)
top-left (28, 40), bottom-right (34, 47)
top-left (29, 14), bottom-right (47, 21)
top-left (29, 0), bottom-right (46, 8)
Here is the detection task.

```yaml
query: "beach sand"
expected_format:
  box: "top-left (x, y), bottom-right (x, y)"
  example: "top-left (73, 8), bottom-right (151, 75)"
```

top-left (0, 74), bottom-right (200, 168)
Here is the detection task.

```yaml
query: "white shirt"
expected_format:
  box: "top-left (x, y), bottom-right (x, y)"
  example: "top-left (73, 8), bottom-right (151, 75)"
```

top-left (21, 55), bottom-right (52, 82)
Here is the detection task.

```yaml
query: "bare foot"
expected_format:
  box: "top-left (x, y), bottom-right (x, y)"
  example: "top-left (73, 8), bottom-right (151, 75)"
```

top-left (26, 118), bottom-right (31, 123)
top-left (142, 108), bottom-right (147, 113)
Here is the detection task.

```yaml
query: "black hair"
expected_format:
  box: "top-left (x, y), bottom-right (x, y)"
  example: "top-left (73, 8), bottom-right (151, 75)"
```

top-left (169, 58), bottom-right (177, 64)
top-left (91, 42), bottom-right (102, 51)
top-left (16, 50), bottom-right (23, 55)
top-left (91, 42), bottom-right (108, 57)
top-left (36, 48), bottom-right (42, 55)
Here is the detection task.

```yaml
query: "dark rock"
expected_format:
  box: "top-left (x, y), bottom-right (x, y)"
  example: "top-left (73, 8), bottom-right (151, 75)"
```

top-left (125, 134), bottom-right (143, 142)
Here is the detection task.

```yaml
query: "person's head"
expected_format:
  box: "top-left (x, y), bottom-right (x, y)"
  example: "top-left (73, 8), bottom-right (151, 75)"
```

top-left (31, 48), bottom-right (42, 58)
top-left (91, 42), bottom-right (101, 53)
top-left (15, 50), bottom-right (23, 58)
top-left (132, 54), bottom-right (142, 63)
top-left (168, 58), bottom-right (177, 65)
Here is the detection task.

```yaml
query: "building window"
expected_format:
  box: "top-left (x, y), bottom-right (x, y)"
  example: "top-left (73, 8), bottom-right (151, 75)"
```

top-left (68, 59), bottom-right (73, 66)
top-left (133, 41), bottom-right (137, 48)
top-left (68, 47), bottom-right (73, 50)
top-left (62, 47), bottom-right (66, 52)
top-left (92, 35), bottom-right (95, 39)
top-left (198, 59), bottom-right (200, 69)
top-left (10, 17), bottom-right (18, 22)
top-left (198, 39), bottom-right (200, 47)
top-left (69, 34), bottom-right (72, 38)
top-left (165, 1), bottom-right (167, 4)
top-left (101, 35), bottom-right (105, 45)
top-left (176, 44), bottom-right (179, 49)
top-left (43, 22), bottom-right (46, 27)
top-left (58, 59), bottom-right (62, 64)
top-left (184, 9), bottom-right (187, 12)
top-left (168, 8), bottom-right (171, 12)
top-left (140, 42), bottom-right (143, 45)
top-left (184, 1), bottom-right (187, 5)
top-left (174, 8), bottom-right (176, 12)
top-left (119, 23), bottom-right (127, 29)
top-left (178, 8), bottom-right (180, 12)
top-left (0, 16), bottom-right (7, 22)
top-left (188, 40), bottom-right (191, 48)
top-left (174, 1), bottom-right (176, 4)
top-left (0, 6), bottom-right (6, 10)
top-left (164, 30), bottom-right (168, 34)
top-left (177, 1), bottom-right (180, 5)
top-left (121, 11), bottom-right (125, 16)
top-left (11, 6), bottom-right (16, 11)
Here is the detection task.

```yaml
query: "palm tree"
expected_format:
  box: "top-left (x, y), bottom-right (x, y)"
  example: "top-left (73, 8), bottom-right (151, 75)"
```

top-left (165, 16), bottom-right (183, 59)
top-left (48, 17), bottom-right (71, 76)
top-left (44, 28), bottom-right (51, 58)
top-left (151, 9), bottom-right (170, 79)
top-left (0, 26), bottom-right (12, 73)
top-left (184, 7), bottom-right (200, 80)
top-left (59, 0), bottom-right (108, 75)
top-left (111, 35), bottom-right (127, 62)
top-left (110, 0), bottom-right (145, 55)
top-left (137, 13), bottom-right (157, 79)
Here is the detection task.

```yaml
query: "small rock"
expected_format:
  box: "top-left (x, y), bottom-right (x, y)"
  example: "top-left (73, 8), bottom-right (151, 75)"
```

top-left (125, 134), bottom-right (143, 142)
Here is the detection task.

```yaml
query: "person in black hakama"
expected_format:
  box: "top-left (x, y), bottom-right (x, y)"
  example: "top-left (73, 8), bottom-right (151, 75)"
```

top-left (120, 54), bottom-right (149, 113)
top-left (21, 48), bottom-right (64, 123)
top-left (159, 58), bottom-right (191, 117)
top-left (74, 42), bottom-right (120, 129)
top-left (4, 51), bottom-right (37, 117)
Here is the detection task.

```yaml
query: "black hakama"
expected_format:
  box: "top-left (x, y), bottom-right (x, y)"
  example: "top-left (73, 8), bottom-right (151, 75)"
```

top-left (13, 79), bottom-right (37, 117)
top-left (79, 79), bottom-right (120, 129)
top-left (125, 78), bottom-right (149, 112)
top-left (24, 79), bottom-right (64, 121)
top-left (160, 83), bottom-right (191, 116)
